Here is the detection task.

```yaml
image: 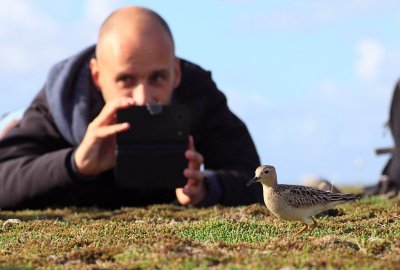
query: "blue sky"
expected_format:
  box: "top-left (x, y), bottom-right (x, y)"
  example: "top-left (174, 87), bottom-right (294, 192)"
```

top-left (1, 0), bottom-right (399, 186)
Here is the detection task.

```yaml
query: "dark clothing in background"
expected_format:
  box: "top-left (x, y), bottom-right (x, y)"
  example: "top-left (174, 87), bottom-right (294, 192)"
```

top-left (0, 46), bottom-right (262, 209)
top-left (385, 80), bottom-right (400, 188)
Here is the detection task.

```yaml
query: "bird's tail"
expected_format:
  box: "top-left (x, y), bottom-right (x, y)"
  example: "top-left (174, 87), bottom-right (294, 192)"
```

top-left (329, 193), bottom-right (360, 203)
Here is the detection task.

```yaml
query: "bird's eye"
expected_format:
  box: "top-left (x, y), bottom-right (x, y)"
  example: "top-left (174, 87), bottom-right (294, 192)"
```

top-left (264, 170), bottom-right (269, 174)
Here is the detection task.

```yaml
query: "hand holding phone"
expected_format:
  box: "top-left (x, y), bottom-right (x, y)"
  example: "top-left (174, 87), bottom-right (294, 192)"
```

top-left (115, 104), bottom-right (191, 189)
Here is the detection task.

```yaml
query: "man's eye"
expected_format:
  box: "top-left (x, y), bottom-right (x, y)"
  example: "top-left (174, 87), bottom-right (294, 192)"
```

top-left (117, 75), bottom-right (134, 87)
top-left (153, 75), bottom-right (162, 82)
top-left (119, 76), bottom-right (133, 83)
top-left (150, 73), bottom-right (167, 84)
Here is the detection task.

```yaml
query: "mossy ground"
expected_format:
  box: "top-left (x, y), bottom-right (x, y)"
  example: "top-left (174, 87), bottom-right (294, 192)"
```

top-left (0, 195), bottom-right (399, 269)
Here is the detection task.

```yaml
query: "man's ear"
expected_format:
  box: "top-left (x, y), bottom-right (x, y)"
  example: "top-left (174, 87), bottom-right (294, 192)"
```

top-left (173, 57), bottom-right (181, 89)
top-left (90, 58), bottom-right (101, 91)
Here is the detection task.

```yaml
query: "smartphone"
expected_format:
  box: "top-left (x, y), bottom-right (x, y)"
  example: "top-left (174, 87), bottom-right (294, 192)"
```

top-left (115, 104), bottom-right (191, 189)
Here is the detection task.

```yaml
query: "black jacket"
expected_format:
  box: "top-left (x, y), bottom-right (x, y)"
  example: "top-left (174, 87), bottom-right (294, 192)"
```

top-left (0, 48), bottom-right (262, 209)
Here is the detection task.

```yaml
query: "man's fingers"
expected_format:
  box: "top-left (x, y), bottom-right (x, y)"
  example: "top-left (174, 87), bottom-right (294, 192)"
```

top-left (175, 188), bottom-right (191, 205)
top-left (92, 98), bottom-right (134, 127)
top-left (184, 169), bottom-right (203, 184)
top-left (185, 149), bottom-right (204, 170)
top-left (183, 179), bottom-right (197, 189)
top-left (176, 169), bottom-right (206, 206)
top-left (181, 183), bottom-right (199, 198)
top-left (91, 122), bottom-right (130, 139)
top-left (188, 135), bottom-right (195, 150)
top-left (177, 138), bottom-right (207, 206)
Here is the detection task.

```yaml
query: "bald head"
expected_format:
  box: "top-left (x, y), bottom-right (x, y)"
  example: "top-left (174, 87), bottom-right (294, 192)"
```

top-left (90, 6), bottom-right (181, 106)
top-left (96, 7), bottom-right (175, 60)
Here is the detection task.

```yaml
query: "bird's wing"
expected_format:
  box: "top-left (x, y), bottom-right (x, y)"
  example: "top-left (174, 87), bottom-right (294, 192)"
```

top-left (276, 185), bottom-right (331, 208)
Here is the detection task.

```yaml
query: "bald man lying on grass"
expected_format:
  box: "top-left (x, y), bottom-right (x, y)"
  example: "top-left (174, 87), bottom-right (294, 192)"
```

top-left (0, 6), bottom-right (262, 209)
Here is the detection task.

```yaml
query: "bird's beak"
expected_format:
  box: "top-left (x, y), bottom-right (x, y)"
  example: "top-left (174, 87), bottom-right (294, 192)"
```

top-left (246, 177), bottom-right (259, 187)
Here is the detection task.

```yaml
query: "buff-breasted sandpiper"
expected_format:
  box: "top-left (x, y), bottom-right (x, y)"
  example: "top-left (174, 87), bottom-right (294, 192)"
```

top-left (246, 165), bottom-right (359, 236)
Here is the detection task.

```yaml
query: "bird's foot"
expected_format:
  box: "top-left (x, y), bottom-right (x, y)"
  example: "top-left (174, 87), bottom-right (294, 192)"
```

top-left (307, 217), bottom-right (318, 236)
top-left (294, 224), bottom-right (308, 236)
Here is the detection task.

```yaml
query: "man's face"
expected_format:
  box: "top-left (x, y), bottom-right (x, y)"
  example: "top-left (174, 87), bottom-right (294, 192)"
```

top-left (90, 34), bottom-right (181, 105)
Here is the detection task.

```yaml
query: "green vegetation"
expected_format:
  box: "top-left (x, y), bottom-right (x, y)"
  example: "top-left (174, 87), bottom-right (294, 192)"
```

top-left (0, 196), bottom-right (399, 269)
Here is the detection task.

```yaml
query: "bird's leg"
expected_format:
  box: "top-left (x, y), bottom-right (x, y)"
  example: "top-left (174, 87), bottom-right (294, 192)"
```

top-left (307, 217), bottom-right (318, 236)
top-left (294, 223), bottom-right (308, 236)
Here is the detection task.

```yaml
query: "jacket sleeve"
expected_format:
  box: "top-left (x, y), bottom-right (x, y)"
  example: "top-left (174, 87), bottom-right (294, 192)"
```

top-left (0, 90), bottom-right (76, 208)
top-left (189, 71), bottom-right (263, 206)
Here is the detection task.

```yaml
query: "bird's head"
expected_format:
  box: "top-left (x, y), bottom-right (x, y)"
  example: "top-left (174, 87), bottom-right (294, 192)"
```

top-left (246, 165), bottom-right (277, 187)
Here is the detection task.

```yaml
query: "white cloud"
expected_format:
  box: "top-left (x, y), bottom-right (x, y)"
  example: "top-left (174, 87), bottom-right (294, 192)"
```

top-left (235, 0), bottom-right (396, 32)
top-left (0, 0), bottom-right (56, 36)
top-left (355, 39), bottom-right (384, 81)
top-left (224, 88), bottom-right (271, 122)
top-left (0, 0), bottom-right (128, 74)
top-left (0, 0), bottom-right (63, 73)
top-left (0, 0), bottom-right (132, 109)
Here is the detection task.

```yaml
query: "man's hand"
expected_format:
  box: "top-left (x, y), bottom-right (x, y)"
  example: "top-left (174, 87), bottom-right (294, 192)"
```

top-left (176, 136), bottom-right (206, 206)
top-left (74, 97), bottom-right (134, 176)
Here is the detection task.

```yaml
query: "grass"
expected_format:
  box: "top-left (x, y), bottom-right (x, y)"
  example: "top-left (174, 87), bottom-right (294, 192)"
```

top-left (0, 195), bottom-right (399, 269)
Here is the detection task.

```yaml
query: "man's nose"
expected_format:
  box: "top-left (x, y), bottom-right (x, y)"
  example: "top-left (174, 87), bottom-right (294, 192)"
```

top-left (132, 83), bottom-right (152, 105)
